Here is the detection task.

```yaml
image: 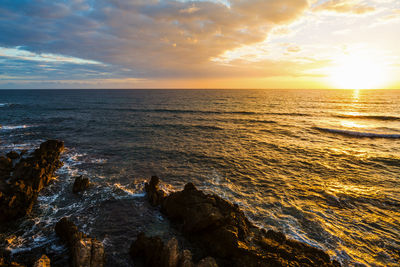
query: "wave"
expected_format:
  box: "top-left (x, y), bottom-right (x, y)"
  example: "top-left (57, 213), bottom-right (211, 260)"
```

top-left (0, 103), bottom-right (22, 108)
top-left (145, 123), bottom-right (223, 131)
top-left (335, 114), bottom-right (400, 121)
top-left (245, 119), bottom-right (277, 124)
top-left (314, 127), bottom-right (400, 139)
top-left (90, 108), bottom-right (310, 117)
top-left (0, 125), bottom-right (32, 130)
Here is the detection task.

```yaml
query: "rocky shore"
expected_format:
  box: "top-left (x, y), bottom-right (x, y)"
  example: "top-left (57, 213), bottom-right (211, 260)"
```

top-left (131, 176), bottom-right (340, 267)
top-left (0, 141), bottom-right (340, 267)
top-left (0, 140), bottom-right (64, 223)
top-left (0, 140), bottom-right (64, 266)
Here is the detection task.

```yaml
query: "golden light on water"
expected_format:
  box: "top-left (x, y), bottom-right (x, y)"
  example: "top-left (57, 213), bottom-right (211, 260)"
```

top-left (329, 55), bottom-right (388, 89)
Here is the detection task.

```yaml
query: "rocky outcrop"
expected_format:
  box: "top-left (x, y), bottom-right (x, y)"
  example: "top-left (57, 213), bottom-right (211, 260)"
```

top-left (145, 175), bottom-right (166, 206)
top-left (72, 175), bottom-right (90, 193)
top-left (0, 249), bottom-right (25, 267)
top-left (0, 140), bottom-right (64, 223)
top-left (143, 176), bottom-right (340, 267)
top-left (130, 232), bottom-right (218, 267)
top-left (33, 255), bottom-right (50, 267)
top-left (55, 217), bottom-right (105, 267)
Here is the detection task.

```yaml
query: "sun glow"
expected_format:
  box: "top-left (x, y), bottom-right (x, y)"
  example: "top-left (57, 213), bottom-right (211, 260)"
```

top-left (329, 55), bottom-right (388, 89)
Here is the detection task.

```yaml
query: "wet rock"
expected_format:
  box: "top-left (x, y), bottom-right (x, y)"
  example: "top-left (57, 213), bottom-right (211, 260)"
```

top-left (33, 255), bottom-right (50, 267)
top-left (73, 175), bottom-right (90, 193)
top-left (55, 217), bottom-right (87, 247)
top-left (6, 151), bottom-right (20, 160)
top-left (55, 217), bottom-right (105, 267)
top-left (145, 176), bottom-right (166, 206)
top-left (179, 250), bottom-right (194, 267)
top-left (0, 156), bottom-right (12, 177)
top-left (130, 233), bottom-right (218, 267)
top-left (0, 140), bottom-right (64, 223)
top-left (72, 238), bottom-right (105, 267)
top-left (145, 178), bottom-right (340, 267)
top-left (0, 249), bottom-right (25, 267)
top-left (196, 257), bottom-right (218, 267)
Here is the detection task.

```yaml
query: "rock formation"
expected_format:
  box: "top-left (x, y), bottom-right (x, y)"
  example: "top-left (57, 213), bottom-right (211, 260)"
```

top-left (0, 140), bottom-right (64, 223)
top-left (33, 255), bottom-right (51, 267)
top-left (72, 175), bottom-right (90, 193)
top-left (130, 233), bottom-right (218, 267)
top-left (140, 176), bottom-right (340, 267)
top-left (55, 217), bottom-right (105, 267)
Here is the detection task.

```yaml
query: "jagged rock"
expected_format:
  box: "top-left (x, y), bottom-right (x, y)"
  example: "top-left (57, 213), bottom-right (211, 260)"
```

top-left (130, 233), bottom-right (218, 267)
top-left (0, 156), bottom-right (12, 177)
top-left (0, 261), bottom-right (25, 267)
top-left (0, 249), bottom-right (25, 267)
top-left (55, 217), bottom-right (105, 267)
top-left (6, 151), bottom-right (20, 160)
top-left (196, 257), bottom-right (218, 267)
top-left (72, 238), bottom-right (105, 267)
top-left (145, 176), bottom-right (166, 206)
top-left (33, 255), bottom-right (50, 267)
top-left (55, 217), bottom-right (87, 246)
top-left (143, 177), bottom-right (340, 267)
top-left (179, 250), bottom-right (193, 267)
top-left (72, 175), bottom-right (90, 193)
top-left (0, 140), bottom-right (64, 223)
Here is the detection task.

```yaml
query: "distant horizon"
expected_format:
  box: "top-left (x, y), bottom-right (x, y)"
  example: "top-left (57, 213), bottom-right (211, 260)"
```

top-left (1, 88), bottom-right (399, 91)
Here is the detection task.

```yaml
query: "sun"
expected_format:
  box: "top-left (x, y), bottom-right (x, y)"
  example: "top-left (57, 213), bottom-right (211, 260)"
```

top-left (329, 54), bottom-right (387, 89)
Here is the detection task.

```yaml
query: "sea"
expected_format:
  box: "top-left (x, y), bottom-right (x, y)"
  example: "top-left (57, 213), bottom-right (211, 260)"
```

top-left (0, 89), bottom-right (399, 266)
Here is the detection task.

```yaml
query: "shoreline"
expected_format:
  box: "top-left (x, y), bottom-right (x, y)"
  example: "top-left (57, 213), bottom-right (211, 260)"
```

top-left (0, 140), bottom-right (340, 267)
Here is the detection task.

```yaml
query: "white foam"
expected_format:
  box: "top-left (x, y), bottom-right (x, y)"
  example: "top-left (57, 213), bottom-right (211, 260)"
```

top-left (0, 125), bottom-right (32, 130)
top-left (314, 127), bottom-right (400, 139)
top-left (113, 183), bottom-right (146, 199)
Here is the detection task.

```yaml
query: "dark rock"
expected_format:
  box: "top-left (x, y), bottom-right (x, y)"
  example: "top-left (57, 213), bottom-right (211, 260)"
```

top-left (144, 178), bottom-right (340, 267)
top-left (0, 249), bottom-right (25, 267)
top-left (0, 156), bottom-right (12, 178)
top-left (0, 140), bottom-right (64, 223)
top-left (130, 233), bottom-right (218, 267)
top-left (55, 217), bottom-right (87, 247)
top-left (145, 176), bottom-right (166, 206)
top-left (6, 151), bottom-right (20, 160)
top-left (55, 217), bottom-right (105, 267)
top-left (179, 250), bottom-right (193, 267)
top-left (196, 257), bottom-right (218, 267)
top-left (72, 175), bottom-right (90, 193)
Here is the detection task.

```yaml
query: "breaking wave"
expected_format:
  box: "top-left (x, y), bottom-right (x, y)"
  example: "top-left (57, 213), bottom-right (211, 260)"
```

top-left (314, 127), bottom-right (400, 139)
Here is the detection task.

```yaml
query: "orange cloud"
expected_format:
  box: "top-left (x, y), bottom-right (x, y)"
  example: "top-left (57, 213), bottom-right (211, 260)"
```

top-left (313, 0), bottom-right (376, 15)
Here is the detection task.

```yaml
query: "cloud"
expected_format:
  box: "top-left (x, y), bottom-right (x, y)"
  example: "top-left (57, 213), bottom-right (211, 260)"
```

top-left (313, 0), bottom-right (376, 15)
top-left (380, 9), bottom-right (400, 22)
top-left (0, 0), bottom-right (310, 81)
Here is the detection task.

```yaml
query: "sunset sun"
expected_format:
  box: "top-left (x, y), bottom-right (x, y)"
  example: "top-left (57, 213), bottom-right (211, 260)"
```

top-left (329, 55), bottom-right (387, 89)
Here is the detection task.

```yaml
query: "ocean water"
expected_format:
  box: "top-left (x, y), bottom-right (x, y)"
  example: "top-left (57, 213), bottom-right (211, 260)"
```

top-left (0, 89), bottom-right (399, 266)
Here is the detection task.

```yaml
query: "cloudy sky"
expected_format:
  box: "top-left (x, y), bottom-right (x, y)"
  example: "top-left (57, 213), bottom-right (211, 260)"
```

top-left (0, 0), bottom-right (399, 89)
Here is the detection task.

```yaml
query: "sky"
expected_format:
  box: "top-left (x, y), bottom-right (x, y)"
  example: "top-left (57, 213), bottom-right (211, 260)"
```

top-left (0, 0), bottom-right (399, 89)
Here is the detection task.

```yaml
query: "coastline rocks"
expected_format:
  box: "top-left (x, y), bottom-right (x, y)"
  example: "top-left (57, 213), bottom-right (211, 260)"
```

top-left (143, 176), bottom-right (340, 267)
top-left (72, 175), bottom-right (90, 193)
top-left (6, 151), bottom-right (20, 160)
top-left (55, 217), bottom-right (105, 267)
top-left (0, 249), bottom-right (25, 267)
top-left (130, 233), bottom-right (218, 267)
top-left (145, 176), bottom-right (166, 206)
top-left (0, 140), bottom-right (64, 223)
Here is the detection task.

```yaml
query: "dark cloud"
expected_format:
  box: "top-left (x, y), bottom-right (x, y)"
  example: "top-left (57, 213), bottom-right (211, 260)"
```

top-left (0, 0), bottom-right (310, 81)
